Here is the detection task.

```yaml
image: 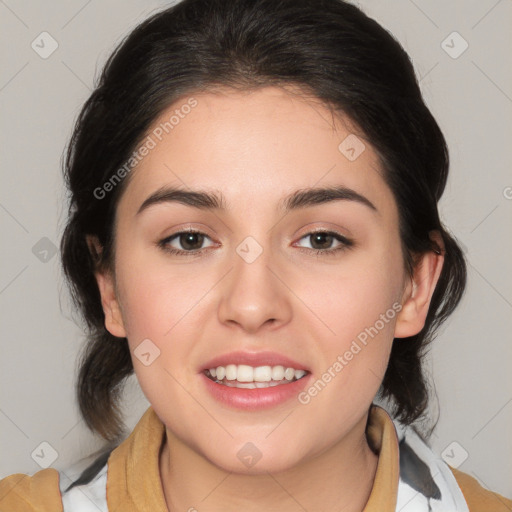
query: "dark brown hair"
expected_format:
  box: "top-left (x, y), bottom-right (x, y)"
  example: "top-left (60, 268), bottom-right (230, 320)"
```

top-left (61, 0), bottom-right (466, 454)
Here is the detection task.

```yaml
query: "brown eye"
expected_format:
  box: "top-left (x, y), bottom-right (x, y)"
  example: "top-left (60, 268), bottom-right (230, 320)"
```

top-left (309, 232), bottom-right (335, 250)
top-left (177, 232), bottom-right (205, 251)
top-left (159, 230), bottom-right (214, 255)
top-left (295, 230), bottom-right (354, 255)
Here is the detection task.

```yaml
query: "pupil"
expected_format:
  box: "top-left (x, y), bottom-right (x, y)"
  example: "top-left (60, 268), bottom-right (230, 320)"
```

top-left (312, 233), bottom-right (332, 249)
top-left (181, 232), bottom-right (203, 250)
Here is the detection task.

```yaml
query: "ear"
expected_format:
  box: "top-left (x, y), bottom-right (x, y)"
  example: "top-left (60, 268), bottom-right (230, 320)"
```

top-left (86, 235), bottom-right (127, 339)
top-left (394, 231), bottom-right (445, 338)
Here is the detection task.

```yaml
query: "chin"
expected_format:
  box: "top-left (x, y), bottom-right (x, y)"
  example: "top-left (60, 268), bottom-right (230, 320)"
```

top-left (205, 445), bottom-right (306, 476)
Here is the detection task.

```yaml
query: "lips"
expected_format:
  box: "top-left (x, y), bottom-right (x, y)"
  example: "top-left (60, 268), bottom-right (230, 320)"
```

top-left (200, 371), bottom-right (313, 410)
top-left (200, 350), bottom-right (311, 373)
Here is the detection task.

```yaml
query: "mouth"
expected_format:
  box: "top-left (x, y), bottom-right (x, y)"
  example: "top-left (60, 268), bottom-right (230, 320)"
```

top-left (203, 364), bottom-right (310, 389)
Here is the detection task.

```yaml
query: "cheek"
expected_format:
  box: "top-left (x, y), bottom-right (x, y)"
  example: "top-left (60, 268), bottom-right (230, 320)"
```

top-left (116, 251), bottom-right (203, 343)
top-left (297, 245), bottom-right (403, 396)
top-left (114, 257), bottom-right (201, 407)
top-left (292, 265), bottom-right (400, 453)
top-left (303, 248), bottom-right (402, 339)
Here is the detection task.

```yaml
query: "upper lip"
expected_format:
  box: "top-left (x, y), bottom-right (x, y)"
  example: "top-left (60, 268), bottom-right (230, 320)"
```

top-left (201, 351), bottom-right (311, 372)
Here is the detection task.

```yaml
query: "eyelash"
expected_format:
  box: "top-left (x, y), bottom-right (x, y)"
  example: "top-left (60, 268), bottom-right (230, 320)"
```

top-left (157, 229), bottom-right (354, 257)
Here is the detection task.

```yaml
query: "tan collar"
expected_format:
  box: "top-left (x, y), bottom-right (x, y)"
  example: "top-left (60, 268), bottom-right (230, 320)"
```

top-left (363, 404), bottom-right (400, 510)
top-left (107, 403), bottom-right (399, 511)
top-left (106, 405), bottom-right (168, 510)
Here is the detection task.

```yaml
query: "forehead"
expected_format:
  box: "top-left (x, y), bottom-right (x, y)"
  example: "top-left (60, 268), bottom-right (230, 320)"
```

top-left (117, 86), bottom-right (396, 220)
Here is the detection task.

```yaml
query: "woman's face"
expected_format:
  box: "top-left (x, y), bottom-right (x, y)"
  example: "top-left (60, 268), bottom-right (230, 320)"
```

top-left (96, 86), bottom-right (427, 474)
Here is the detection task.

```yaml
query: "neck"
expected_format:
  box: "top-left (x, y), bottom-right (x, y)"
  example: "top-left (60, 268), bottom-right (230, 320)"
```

top-left (159, 410), bottom-right (379, 512)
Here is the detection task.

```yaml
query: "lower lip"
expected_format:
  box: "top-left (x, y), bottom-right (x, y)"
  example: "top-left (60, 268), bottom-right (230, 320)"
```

top-left (200, 372), bottom-right (312, 410)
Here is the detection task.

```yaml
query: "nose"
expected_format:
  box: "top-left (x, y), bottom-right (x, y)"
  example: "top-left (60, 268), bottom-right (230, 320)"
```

top-left (217, 242), bottom-right (293, 334)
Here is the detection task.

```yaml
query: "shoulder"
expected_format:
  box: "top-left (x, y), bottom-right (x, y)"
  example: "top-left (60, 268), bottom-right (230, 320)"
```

top-left (386, 407), bottom-right (512, 512)
top-left (0, 468), bottom-right (63, 512)
top-left (449, 466), bottom-right (512, 512)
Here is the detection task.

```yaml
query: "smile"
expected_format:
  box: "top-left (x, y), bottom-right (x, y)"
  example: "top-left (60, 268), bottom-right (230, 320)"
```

top-left (205, 364), bottom-right (308, 389)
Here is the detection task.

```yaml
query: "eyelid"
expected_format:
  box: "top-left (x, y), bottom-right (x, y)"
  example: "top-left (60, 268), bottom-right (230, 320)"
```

top-left (294, 221), bottom-right (353, 239)
top-left (159, 223), bottom-right (216, 241)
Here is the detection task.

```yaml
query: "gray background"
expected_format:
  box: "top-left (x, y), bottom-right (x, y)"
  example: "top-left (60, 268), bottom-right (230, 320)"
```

top-left (1, 0), bottom-right (511, 500)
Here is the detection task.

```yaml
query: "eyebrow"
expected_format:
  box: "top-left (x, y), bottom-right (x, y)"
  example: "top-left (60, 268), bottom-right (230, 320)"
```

top-left (136, 185), bottom-right (378, 215)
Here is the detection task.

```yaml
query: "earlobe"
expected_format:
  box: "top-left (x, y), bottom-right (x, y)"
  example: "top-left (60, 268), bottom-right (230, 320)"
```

top-left (86, 235), bottom-right (127, 339)
top-left (394, 233), bottom-right (445, 339)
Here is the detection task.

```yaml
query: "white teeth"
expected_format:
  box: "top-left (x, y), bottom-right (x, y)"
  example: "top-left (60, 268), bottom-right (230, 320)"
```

top-left (231, 382), bottom-right (256, 389)
top-left (294, 369), bottom-right (306, 380)
top-left (225, 364), bottom-right (237, 381)
top-left (236, 364), bottom-right (254, 382)
top-left (216, 366), bottom-right (226, 380)
top-left (207, 364), bottom-right (308, 384)
top-left (284, 367), bottom-right (295, 381)
top-left (253, 366), bottom-right (272, 382)
top-left (271, 365), bottom-right (285, 380)
top-left (221, 380), bottom-right (290, 389)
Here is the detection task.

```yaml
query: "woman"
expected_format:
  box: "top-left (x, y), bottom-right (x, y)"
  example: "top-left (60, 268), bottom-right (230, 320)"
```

top-left (1, 0), bottom-right (510, 510)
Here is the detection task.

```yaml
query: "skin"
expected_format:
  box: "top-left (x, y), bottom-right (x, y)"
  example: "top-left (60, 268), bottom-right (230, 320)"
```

top-left (91, 85), bottom-right (444, 512)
